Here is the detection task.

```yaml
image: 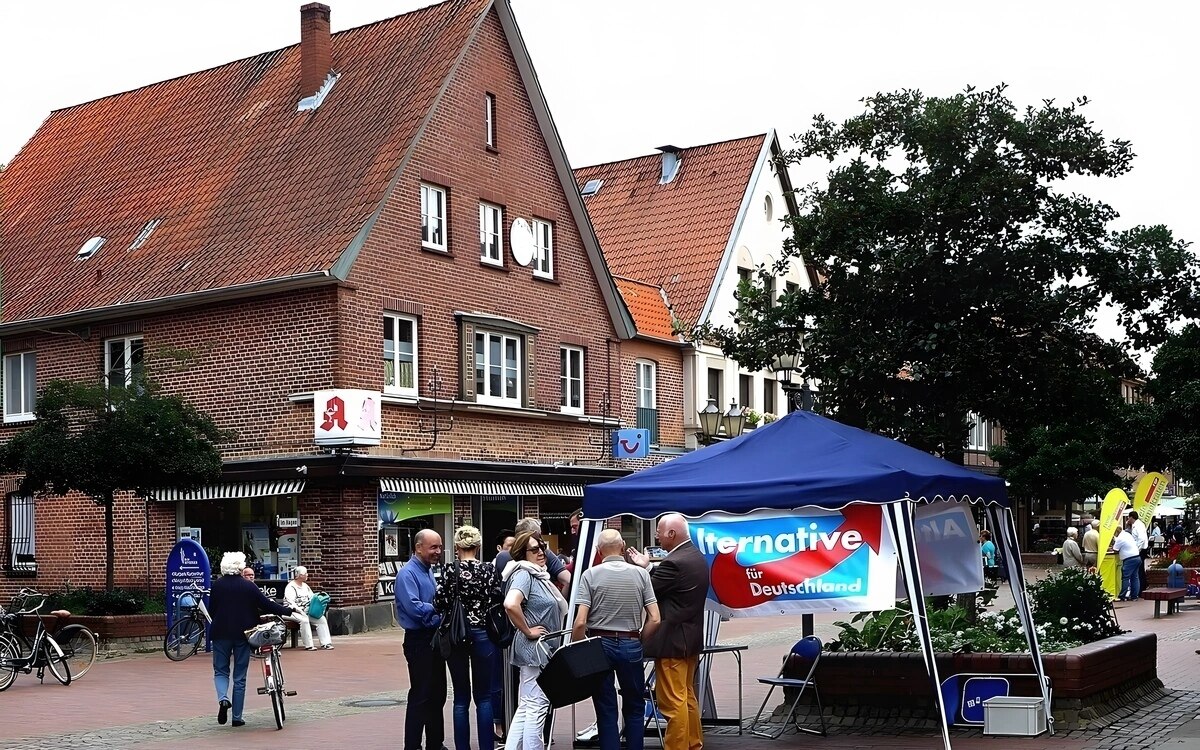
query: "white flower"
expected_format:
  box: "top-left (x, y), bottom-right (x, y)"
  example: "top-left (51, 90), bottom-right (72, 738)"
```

top-left (1059, 617), bottom-right (1068, 625)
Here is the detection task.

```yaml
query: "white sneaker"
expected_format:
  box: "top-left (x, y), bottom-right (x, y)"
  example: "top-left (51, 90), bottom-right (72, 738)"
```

top-left (576, 723), bottom-right (599, 741)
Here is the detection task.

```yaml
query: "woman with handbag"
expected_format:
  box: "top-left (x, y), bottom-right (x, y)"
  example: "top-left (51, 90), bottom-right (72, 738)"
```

top-left (502, 530), bottom-right (569, 750)
top-left (434, 525), bottom-right (501, 750)
top-left (284, 566), bottom-right (334, 650)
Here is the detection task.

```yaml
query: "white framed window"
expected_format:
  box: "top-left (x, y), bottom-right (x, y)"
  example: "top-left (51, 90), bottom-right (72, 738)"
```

top-left (105, 337), bottom-right (144, 390)
top-left (475, 331), bottom-right (522, 407)
top-left (560, 346), bottom-right (584, 414)
top-left (3, 351), bottom-right (37, 423)
top-left (485, 93), bottom-right (497, 148)
top-left (421, 183), bottom-right (447, 251)
top-left (967, 412), bottom-right (992, 451)
top-left (636, 360), bottom-right (657, 410)
top-left (383, 315), bottom-right (418, 397)
top-left (479, 202), bottom-right (503, 266)
top-left (533, 219), bottom-right (553, 278)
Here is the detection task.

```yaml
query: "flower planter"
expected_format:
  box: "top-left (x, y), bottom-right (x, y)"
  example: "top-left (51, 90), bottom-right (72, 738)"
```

top-left (14, 613), bottom-right (167, 654)
top-left (778, 632), bottom-right (1157, 730)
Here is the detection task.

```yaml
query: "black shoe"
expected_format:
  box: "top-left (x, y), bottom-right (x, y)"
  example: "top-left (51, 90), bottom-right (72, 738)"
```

top-left (218, 699), bottom-right (231, 725)
top-left (232, 719), bottom-right (246, 727)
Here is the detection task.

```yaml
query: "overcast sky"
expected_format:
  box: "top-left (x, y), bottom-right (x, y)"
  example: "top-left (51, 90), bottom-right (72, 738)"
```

top-left (3, 1), bottom-right (1194, 358)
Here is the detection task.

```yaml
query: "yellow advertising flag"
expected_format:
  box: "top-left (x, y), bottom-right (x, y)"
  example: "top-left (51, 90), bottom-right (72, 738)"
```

top-left (1095, 488), bottom-right (1130, 571)
top-left (1133, 472), bottom-right (1169, 527)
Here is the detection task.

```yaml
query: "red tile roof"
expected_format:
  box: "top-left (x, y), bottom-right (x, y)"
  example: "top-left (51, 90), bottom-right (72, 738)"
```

top-left (574, 134), bottom-right (766, 328)
top-left (612, 276), bottom-right (676, 342)
top-left (0, 0), bottom-right (490, 326)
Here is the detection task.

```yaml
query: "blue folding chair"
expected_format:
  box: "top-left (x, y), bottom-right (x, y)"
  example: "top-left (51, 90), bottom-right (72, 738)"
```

top-left (750, 635), bottom-right (827, 738)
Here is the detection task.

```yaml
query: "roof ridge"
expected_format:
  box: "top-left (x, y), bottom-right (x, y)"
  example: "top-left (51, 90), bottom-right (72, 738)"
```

top-left (573, 132), bottom-right (768, 172)
top-left (47, 0), bottom-right (465, 117)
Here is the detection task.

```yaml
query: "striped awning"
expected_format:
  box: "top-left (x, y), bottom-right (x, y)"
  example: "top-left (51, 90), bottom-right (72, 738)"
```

top-left (379, 478), bottom-right (583, 497)
top-left (152, 480), bottom-right (306, 502)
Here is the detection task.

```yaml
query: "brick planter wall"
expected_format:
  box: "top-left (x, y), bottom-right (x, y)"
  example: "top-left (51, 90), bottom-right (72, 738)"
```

top-left (781, 632), bottom-right (1157, 730)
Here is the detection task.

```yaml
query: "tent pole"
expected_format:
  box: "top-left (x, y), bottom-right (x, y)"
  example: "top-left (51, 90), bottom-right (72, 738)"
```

top-left (886, 500), bottom-right (953, 750)
top-left (990, 504), bottom-right (1053, 734)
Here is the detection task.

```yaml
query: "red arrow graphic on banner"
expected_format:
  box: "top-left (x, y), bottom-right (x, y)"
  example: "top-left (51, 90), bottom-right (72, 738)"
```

top-left (709, 504), bottom-right (884, 609)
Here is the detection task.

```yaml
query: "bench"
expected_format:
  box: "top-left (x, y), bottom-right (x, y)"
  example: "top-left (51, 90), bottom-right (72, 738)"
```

top-left (1141, 587), bottom-right (1186, 618)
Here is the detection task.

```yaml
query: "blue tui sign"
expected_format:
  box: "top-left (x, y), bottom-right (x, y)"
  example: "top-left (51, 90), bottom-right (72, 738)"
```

top-left (612, 429), bottom-right (650, 459)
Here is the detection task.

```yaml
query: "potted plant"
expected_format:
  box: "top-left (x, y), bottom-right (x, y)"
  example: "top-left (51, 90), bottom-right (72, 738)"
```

top-left (762, 412), bottom-right (779, 425)
top-left (744, 410), bottom-right (761, 429)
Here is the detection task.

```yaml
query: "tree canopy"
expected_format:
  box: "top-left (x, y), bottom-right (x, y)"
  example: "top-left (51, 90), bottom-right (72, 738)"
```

top-left (706, 84), bottom-right (1197, 498)
top-left (1, 378), bottom-right (231, 590)
top-left (1124, 324), bottom-right (1200, 486)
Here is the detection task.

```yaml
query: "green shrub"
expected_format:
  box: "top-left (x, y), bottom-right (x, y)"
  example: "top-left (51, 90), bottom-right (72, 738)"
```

top-left (43, 585), bottom-right (164, 616)
top-left (829, 567), bottom-right (1122, 654)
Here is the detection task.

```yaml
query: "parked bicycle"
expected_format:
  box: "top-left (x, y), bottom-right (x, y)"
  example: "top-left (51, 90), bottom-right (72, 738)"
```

top-left (0, 592), bottom-right (95, 679)
top-left (248, 615), bottom-right (296, 729)
top-left (0, 589), bottom-right (72, 690)
top-left (164, 583), bottom-right (211, 661)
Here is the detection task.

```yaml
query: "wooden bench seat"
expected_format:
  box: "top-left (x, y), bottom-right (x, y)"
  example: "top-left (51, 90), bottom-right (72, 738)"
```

top-left (1141, 587), bottom-right (1186, 618)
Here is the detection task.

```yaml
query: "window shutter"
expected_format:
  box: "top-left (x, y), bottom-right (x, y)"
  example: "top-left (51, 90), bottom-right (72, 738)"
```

top-left (461, 321), bottom-right (477, 402)
top-left (525, 333), bottom-right (537, 408)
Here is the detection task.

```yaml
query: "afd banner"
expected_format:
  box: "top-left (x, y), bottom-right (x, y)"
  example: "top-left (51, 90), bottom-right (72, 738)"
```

top-left (692, 504), bottom-right (897, 617)
top-left (898, 500), bottom-right (984, 597)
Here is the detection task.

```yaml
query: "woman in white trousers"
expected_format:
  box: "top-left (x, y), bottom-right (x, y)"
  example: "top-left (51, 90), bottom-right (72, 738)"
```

top-left (285, 566), bottom-right (333, 650)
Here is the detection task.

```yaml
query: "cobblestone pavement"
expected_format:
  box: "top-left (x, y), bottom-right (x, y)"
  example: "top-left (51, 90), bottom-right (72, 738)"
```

top-left (0, 576), bottom-right (1198, 750)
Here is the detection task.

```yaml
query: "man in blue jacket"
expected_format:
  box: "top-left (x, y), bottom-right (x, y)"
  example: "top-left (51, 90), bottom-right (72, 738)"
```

top-left (398, 529), bottom-right (447, 750)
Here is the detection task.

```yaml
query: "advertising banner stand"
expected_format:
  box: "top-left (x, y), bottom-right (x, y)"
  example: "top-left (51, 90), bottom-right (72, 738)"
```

top-left (165, 537), bottom-right (212, 648)
top-left (572, 410), bottom-right (1050, 750)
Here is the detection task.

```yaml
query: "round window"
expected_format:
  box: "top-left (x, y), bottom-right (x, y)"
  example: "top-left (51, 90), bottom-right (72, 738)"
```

top-left (764, 194), bottom-right (774, 221)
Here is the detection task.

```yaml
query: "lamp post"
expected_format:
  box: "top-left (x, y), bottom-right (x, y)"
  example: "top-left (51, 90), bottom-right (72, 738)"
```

top-left (770, 338), bottom-right (817, 638)
top-left (696, 397), bottom-right (747, 445)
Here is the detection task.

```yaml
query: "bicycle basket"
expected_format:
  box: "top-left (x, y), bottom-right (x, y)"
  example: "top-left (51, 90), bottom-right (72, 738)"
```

top-left (246, 622), bottom-right (286, 648)
top-left (179, 592), bottom-right (198, 609)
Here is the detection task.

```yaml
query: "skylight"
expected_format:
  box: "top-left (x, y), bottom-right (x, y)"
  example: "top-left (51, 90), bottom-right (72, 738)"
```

top-left (77, 236), bottom-right (106, 260)
top-left (581, 179), bottom-right (604, 197)
top-left (128, 219), bottom-right (162, 250)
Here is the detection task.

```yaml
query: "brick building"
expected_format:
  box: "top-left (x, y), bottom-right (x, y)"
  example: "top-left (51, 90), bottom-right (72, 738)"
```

top-left (0, 0), bottom-right (683, 623)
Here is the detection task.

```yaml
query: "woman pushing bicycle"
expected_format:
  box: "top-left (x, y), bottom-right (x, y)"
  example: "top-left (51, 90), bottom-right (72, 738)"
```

top-left (208, 551), bottom-right (293, 727)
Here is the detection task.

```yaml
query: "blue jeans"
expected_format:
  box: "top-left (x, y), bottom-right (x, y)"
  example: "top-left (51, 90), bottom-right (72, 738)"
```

top-left (212, 638), bottom-right (251, 721)
top-left (404, 628), bottom-right (448, 750)
top-left (1122, 556), bottom-right (1142, 599)
top-left (592, 637), bottom-right (645, 750)
top-left (448, 628), bottom-right (496, 750)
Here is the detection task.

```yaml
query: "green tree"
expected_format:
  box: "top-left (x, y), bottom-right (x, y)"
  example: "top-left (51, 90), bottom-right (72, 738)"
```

top-left (1, 378), bottom-right (232, 591)
top-left (1124, 323), bottom-right (1200, 485)
top-left (706, 85), bottom-right (1197, 495)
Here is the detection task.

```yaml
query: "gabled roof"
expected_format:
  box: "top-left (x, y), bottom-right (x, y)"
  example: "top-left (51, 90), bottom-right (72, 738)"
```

top-left (612, 276), bottom-right (677, 343)
top-left (0, 1), bottom-right (633, 338)
top-left (574, 134), bottom-right (767, 328)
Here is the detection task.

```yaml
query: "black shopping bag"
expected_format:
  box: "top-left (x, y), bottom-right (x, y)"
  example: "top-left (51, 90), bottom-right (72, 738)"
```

top-left (536, 636), bottom-right (610, 708)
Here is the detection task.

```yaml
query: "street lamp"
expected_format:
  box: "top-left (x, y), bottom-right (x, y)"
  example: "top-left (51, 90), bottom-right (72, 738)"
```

top-left (696, 397), bottom-right (747, 445)
top-left (771, 343), bottom-right (818, 412)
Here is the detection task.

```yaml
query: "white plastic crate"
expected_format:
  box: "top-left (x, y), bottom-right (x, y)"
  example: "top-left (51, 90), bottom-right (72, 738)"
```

top-left (982, 696), bottom-right (1047, 736)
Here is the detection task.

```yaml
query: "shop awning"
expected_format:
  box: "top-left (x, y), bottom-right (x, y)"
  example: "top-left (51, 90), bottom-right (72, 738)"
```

top-left (151, 480), bottom-right (306, 502)
top-left (379, 478), bottom-right (583, 497)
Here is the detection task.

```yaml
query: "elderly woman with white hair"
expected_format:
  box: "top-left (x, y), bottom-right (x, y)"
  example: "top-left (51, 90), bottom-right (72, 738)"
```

top-left (434, 525), bottom-right (502, 750)
top-left (1062, 527), bottom-right (1085, 569)
top-left (208, 551), bottom-right (293, 727)
top-left (285, 566), bottom-right (333, 650)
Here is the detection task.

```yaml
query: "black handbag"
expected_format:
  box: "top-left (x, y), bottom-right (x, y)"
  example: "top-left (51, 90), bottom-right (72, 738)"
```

top-left (485, 575), bottom-right (515, 648)
top-left (536, 636), bottom-right (611, 708)
top-left (432, 562), bottom-right (468, 660)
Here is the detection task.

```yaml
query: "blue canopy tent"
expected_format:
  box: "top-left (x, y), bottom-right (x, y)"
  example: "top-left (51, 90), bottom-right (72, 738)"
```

top-left (573, 410), bottom-right (1050, 749)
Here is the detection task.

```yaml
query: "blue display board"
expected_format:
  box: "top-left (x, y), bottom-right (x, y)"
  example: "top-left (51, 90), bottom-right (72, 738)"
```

top-left (612, 429), bottom-right (650, 459)
top-left (165, 537), bottom-right (212, 637)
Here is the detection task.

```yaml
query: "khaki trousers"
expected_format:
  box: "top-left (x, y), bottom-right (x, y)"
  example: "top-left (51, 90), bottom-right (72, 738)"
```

top-left (655, 656), bottom-right (702, 750)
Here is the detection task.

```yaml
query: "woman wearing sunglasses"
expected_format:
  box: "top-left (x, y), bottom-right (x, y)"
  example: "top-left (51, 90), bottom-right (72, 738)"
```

top-left (502, 530), bottom-right (568, 750)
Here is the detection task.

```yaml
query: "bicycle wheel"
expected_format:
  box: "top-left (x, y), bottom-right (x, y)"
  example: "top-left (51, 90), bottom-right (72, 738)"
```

top-left (0, 636), bottom-right (19, 692)
top-left (164, 618), bottom-right (203, 662)
top-left (271, 651), bottom-right (286, 727)
top-left (57, 625), bottom-right (98, 679)
top-left (41, 638), bottom-right (71, 686)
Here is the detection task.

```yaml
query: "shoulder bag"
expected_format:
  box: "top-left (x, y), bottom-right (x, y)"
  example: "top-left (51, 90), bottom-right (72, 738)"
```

top-left (485, 572), bottom-right (515, 648)
top-left (432, 561), bottom-right (468, 660)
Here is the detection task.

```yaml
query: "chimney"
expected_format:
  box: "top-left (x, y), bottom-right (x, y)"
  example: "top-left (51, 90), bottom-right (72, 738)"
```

top-left (300, 3), bottom-right (332, 100)
top-left (657, 145), bottom-right (682, 184)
